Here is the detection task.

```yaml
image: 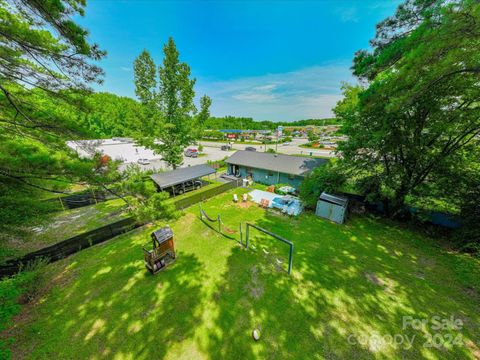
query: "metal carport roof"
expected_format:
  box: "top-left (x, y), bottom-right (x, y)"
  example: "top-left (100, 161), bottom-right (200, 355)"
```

top-left (150, 164), bottom-right (216, 190)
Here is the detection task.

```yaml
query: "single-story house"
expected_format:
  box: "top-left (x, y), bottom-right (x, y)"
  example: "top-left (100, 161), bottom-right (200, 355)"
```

top-left (225, 150), bottom-right (327, 188)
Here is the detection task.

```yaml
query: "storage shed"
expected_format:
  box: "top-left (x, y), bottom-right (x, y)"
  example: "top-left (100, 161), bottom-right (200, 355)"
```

top-left (315, 192), bottom-right (348, 224)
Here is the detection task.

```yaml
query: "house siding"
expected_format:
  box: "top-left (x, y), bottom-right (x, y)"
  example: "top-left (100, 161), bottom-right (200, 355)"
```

top-left (228, 164), bottom-right (304, 188)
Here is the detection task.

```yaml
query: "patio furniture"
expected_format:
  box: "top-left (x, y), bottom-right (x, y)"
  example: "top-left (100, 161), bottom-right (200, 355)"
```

top-left (233, 194), bottom-right (238, 202)
top-left (242, 193), bottom-right (248, 202)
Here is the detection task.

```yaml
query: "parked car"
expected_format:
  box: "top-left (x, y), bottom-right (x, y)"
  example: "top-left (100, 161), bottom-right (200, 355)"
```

top-left (184, 148), bottom-right (198, 157)
top-left (166, 180), bottom-right (202, 195)
top-left (245, 146), bottom-right (257, 151)
top-left (282, 142), bottom-right (291, 146)
top-left (137, 158), bottom-right (151, 165)
top-left (220, 145), bottom-right (231, 151)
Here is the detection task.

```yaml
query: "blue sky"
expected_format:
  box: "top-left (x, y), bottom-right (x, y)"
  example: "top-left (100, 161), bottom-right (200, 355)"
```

top-left (78, 0), bottom-right (400, 121)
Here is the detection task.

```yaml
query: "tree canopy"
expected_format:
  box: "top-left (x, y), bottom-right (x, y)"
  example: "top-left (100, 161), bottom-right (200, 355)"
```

top-left (133, 38), bottom-right (212, 168)
top-left (0, 0), bottom-right (112, 229)
top-left (336, 0), bottom-right (480, 216)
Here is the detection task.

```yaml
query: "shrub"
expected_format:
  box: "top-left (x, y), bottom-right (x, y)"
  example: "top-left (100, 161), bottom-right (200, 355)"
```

top-left (299, 162), bottom-right (345, 209)
top-left (454, 184), bottom-right (480, 257)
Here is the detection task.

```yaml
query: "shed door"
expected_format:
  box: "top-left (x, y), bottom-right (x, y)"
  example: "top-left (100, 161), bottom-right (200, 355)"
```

top-left (316, 201), bottom-right (333, 219)
top-left (331, 206), bottom-right (345, 224)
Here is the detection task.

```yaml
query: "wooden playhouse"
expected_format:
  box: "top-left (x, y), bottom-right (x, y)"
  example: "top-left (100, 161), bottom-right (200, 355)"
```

top-left (143, 226), bottom-right (176, 274)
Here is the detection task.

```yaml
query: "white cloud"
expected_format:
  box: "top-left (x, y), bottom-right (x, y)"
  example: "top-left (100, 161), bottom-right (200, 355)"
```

top-left (195, 64), bottom-right (354, 121)
top-left (337, 7), bottom-right (359, 23)
top-left (120, 66), bottom-right (131, 72)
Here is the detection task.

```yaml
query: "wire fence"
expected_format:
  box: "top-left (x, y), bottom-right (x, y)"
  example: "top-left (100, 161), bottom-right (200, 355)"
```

top-left (1, 179), bottom-right (242, 278)
top-left (0, 217), bottom-right (141, 277)
top-left (46, 190), bottom-right (113, 210)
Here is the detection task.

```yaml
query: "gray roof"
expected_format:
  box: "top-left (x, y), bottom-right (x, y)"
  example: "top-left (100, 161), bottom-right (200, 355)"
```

top-left (319, 192), bottom-right (348, 207)
top-left (225, 150), bottom-right (327, 176)
top-left (150, 164), bottom-right (216, 189)
top-left (151, 226), bottom-right (173, 244)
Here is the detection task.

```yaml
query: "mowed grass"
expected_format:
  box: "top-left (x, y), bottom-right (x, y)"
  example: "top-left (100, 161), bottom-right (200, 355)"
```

top-left (4, 189), bottom-right (480, 359)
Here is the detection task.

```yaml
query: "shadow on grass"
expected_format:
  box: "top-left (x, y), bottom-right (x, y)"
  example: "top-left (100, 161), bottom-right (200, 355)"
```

top-left (14, 231), bottom-right (206, 359)
top-left (232, 211), bottom-right (479, 358)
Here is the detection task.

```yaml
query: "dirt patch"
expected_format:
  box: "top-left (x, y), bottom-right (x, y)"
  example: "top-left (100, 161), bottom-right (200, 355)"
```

top-left (365, 272), bottom-right (396, 294)
top-left (238, 201), bottom-right (255, 209)
top-left (245, 265), bottom-right (264, 299)
top-left (365, 272), bottom-right (386, 286)
top-left (464, 286), bottom-right (480, 301)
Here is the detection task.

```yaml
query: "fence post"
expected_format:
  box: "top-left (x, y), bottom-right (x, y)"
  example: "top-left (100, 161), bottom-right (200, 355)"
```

top-left (245, 223), bottom-right (249, 249)
top-left (288, 243), bottom-right (294, 275)
top-left (58, 196), bottom-right (65, 211)
top-left (218, 214), bottom-right (221, 232)
top-left (239, 223), bottom-right (243, 245)
top-left (91, 187), bottom-right (98, 205)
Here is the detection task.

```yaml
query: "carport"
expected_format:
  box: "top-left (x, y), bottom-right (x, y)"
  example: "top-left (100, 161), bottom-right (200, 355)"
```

top-left (150, 164), bottom-right (216, 196)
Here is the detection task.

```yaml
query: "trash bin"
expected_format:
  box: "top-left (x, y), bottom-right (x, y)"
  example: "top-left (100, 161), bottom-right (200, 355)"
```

top-left (242, 178), bottom-right (248, 187)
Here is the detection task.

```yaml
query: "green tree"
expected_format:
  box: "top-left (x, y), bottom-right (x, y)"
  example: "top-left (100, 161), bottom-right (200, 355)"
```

top-left (133, 50), bottom-right (157, 106)
top-left (0, 0), bottom-right (111, 229)
top-left (337, 0), bottom-right (480, 217)
top-left (133, 38), bottom-right (211, 168)
top-left (299, 162), bottom-right (346, 209)
top-left (307, 130), bottom-right (318, 142)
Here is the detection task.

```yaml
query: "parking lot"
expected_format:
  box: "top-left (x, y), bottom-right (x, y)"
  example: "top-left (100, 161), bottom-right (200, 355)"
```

top-left (68, 138), bottom-right (335, 173)
top-left (199, 138), bottom-right (336, 158)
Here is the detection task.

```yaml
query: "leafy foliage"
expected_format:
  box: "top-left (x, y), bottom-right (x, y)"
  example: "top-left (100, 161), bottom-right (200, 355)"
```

top-left (299, 162), bottom-right (346, 209)
top-left (119, 165), bottom-right (178, 222)
top-left (337, 0), bottom-right (480, 217)
top-left (133, 38), bottom-right (211, 168)
top-left (0, 0), bottom-right (115, 230)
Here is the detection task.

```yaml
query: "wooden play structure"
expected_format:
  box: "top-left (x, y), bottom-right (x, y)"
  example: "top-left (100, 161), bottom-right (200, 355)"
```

top-left (143, 226), bottom-right (176, 274)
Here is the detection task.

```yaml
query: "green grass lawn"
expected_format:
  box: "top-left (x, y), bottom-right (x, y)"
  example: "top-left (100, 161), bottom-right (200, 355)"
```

top-left (0, 199), bottom-right (129, 263)
top-left (4, 189), bottom-right (480, 359)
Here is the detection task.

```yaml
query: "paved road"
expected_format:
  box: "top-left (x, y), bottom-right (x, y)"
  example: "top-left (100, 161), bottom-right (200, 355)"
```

top-left (199, 138), bottom-right (336, 158)
top-left (76, 137), bottom-right (336, 173)
top-left (119, 146), bottom-right (234, 172)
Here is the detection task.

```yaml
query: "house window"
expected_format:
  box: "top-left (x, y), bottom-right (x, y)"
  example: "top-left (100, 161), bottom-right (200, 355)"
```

top-left (267, 171), bottom-right (274, 176)
top-left (288, 174), bottom-right (295, 180)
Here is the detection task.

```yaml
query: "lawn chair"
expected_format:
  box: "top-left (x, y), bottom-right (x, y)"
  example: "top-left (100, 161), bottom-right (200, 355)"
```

top-left (233, 194), bottom-right (238, 202)
top-left (242, 193), bottom-right (248, 202)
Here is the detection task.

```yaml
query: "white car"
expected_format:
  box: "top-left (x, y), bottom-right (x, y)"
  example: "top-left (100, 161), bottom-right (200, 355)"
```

top-left (137, 158), bottom-right (151, 165)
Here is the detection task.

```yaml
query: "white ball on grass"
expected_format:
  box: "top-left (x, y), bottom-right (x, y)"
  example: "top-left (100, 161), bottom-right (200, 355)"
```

top-left (252, 328), bottom-right (261, 341)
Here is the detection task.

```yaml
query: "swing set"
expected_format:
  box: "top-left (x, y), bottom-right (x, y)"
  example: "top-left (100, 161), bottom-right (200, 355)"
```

top-left (198, 204), bottom-right (294, 275)
top-left (199, 204), bottom-right (239, 235)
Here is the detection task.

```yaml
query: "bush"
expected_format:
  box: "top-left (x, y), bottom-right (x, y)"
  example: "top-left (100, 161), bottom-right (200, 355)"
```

top-left (299, 162), bottom-right (345, 209)
top-left (266, 148), bottom-right (276, 153)
top-left (454, 184), bottom-right (480, 257)
top-left (274, 184), bottom-right (290, 195)
top-left (131, 191), bottom-right (178, 223)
